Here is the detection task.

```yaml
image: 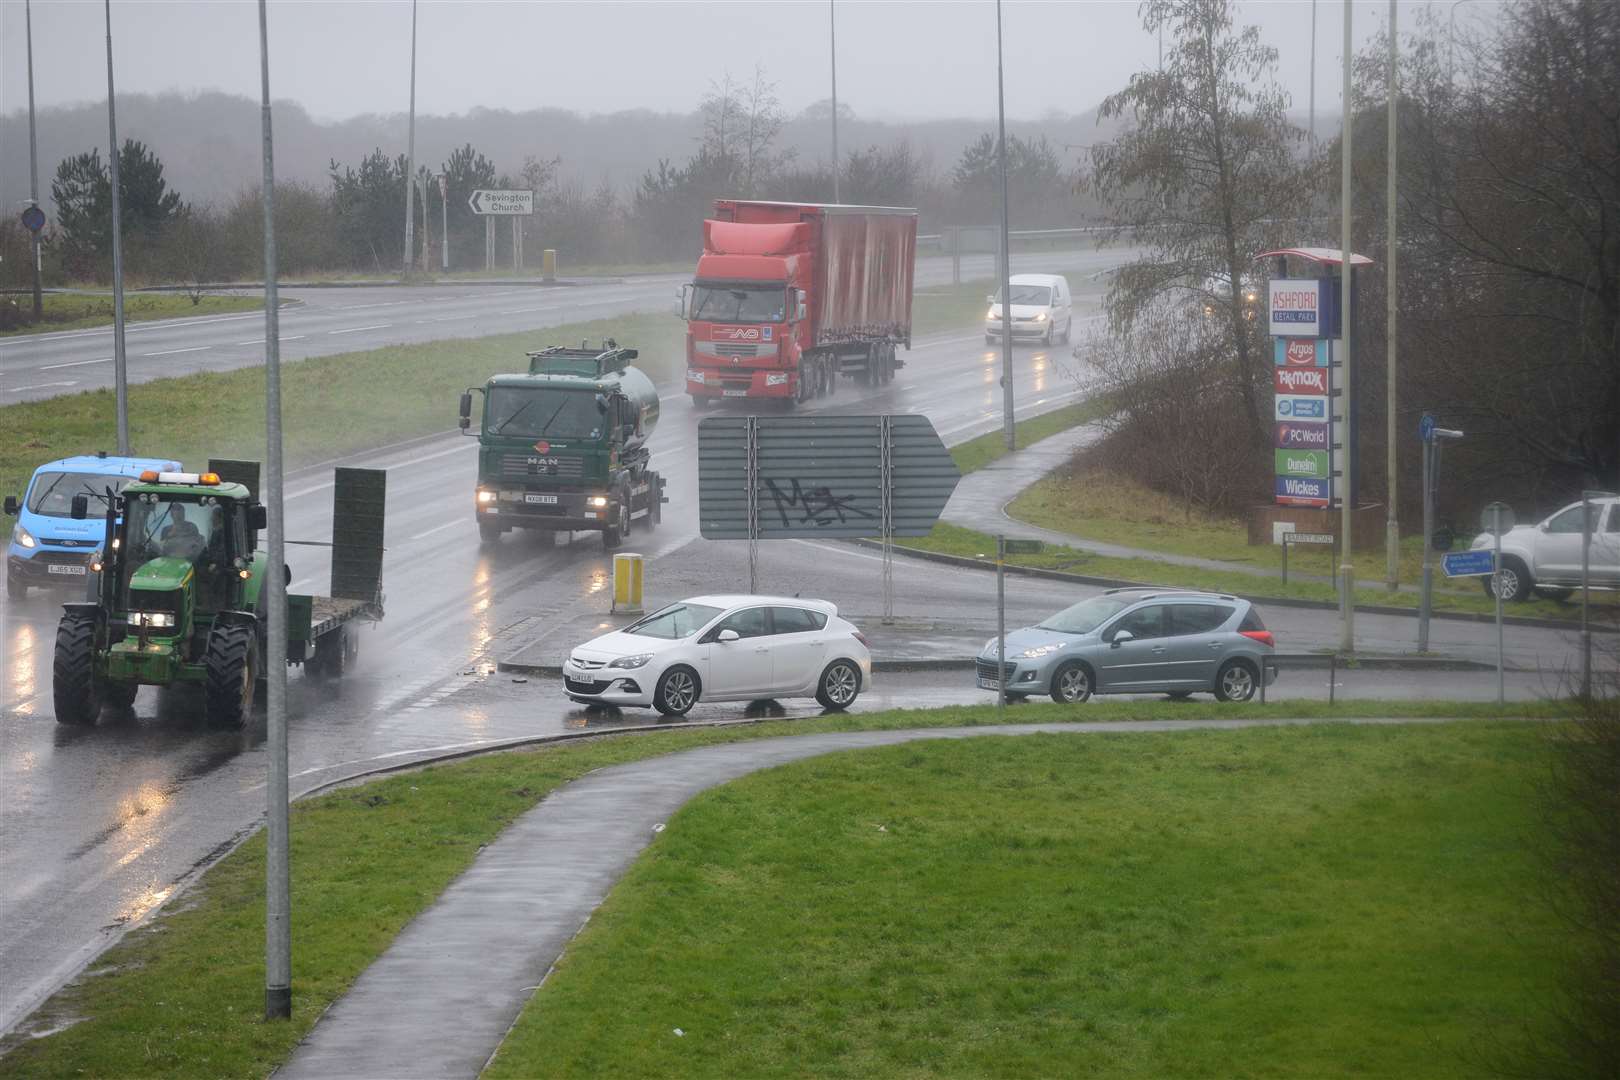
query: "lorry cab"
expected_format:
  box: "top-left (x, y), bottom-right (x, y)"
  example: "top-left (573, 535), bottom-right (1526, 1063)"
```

top-left (5, 452), bottom-right (181, 601)
top-left (985, 273), bottom-right (1073, 346)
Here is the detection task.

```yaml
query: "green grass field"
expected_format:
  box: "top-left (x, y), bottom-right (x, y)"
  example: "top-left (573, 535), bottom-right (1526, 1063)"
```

top-left (0, 293), bottom-right (270, 337)
top-left (0, 702), bottom-right (1558, 1079)
top-left (489, 722), bottom-right (1567, 1078)
top-left (946, 398), bottom-right (1110, 475)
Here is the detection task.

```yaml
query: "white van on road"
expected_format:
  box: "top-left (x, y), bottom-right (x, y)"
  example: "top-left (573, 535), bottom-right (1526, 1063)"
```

top-left (986, 273), bottom-right (1073, 346)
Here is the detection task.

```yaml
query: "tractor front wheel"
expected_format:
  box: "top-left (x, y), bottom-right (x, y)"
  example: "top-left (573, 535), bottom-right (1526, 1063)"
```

top-left (204, 622), bottom-right (257, 729)
top-left (478, 520), bottom-right (503, 544)
top-left (53, 612), bottom-right (102, 725)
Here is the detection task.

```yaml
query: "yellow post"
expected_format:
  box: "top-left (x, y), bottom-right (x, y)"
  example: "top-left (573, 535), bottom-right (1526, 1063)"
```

top-left (612, 552), bottom-right (643, 614)
top-left (542, 248), bottom-right (557, 282)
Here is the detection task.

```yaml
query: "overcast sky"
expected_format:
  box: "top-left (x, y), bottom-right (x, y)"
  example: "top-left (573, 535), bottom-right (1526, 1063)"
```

top-left (2, 0), bottom-right (1500, 124)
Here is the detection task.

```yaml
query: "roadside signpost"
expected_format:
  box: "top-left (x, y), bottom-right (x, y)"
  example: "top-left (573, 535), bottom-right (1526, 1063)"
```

top-left (1479, 500), bottom-right (1516, 703)
top-left (1279, 531), bottom-right (1334, 584)
top-left (1579, 489), bottom-right (1616, 698)
top-left (466, 189), bottom-right (534, 272)
top-left (697, 413), bottom-right (961, 620)
top-left (1417, 416), bottom-right (1463, 652)
top-left (1439, 549), bottom-right (1493, 577)
top-left (20, 205), bottom-right (45, 233)
top-left (992, 537), bottom-right (1044, 718)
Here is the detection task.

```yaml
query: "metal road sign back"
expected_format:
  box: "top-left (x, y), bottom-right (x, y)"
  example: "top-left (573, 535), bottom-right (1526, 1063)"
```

top-left (697, 414), bottom-right (960, 540)
top-left (1479, 501), bottom-right (1517, 534)
top-left (1442, 549), bottom-right (1496, 577)
top-left (467, 189), bottom-right (534, 215)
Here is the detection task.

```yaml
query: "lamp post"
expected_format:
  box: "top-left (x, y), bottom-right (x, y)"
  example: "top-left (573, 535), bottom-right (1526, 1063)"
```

top-left (402, 0), bottom-right (417, 274)
top-left (830, 1), bottom-right (840, 202)
top-left (1338, 0), bottom-right (1355, 652)
top-left (995, 0), bottom-right (1015, 451)
top-left (25, 0), bottom-right (43, 321)
top-left (103, 0), bottom-right (130, 454)
top-left (1385, 0), bottom-right (1400, 591)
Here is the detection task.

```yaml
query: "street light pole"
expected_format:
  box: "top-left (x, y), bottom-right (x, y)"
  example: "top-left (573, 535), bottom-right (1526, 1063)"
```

top-left (1385, 0), bottom-right (1400, 591)
top-left (1309, 0), bottom-right (1318, 149)
top-left (403, 0), bottom-right (417, 275)
top-left (103, 0), bottom-right (129, 455)
top-left (995, 0), bottom-right (1015, 451)
top-left (1338, 0), bottom-right (1355, 652)
top-left (830, 0), bottom-right (840, 202)
top-left (25, 0), bottom-right (43, 321)
top-left (256, 0), bottom-right (292, 1023)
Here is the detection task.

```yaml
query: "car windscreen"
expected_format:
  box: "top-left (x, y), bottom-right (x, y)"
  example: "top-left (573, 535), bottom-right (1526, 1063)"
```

top-left (623, 603), bottom-right (725, 640)
top-left (26, 472), bottom-right (133, 518)
top-left (1037, 595), bottom-right (1134, 635)
top-left (996, 284), bottom-right (1052, 306)
top-left (485, 387), bottom-right (603, 441)
top-left (691, 285), bottom-right (785, 323)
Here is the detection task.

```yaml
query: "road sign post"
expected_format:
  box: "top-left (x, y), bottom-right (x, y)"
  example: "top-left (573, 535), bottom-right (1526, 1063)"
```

top-left (1279, 531), bottom-right (1334, 585)
top-left (1579, 489), bottom-right (1616, 699)
top-left (1417, 417), bottom-right (1462, 652)
top-left (1479, 500), bottom-right (1516, 704)
top-left (467, 190), bottom-right (535, 273)
top-left (996, 535), bottom-right (1006, 720)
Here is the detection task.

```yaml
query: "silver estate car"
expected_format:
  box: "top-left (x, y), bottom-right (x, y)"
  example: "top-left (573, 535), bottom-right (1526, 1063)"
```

top-left (977, 588), bottom-right (1277, 703)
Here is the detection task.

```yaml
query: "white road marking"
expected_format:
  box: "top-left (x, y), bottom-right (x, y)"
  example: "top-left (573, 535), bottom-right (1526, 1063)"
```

top-left (415, 314), bottom-right (476, 324)
top-left (408, 520), bottom-right (465, 541)
top-left (42, 357), bottom-right (112, 369)
top-left (235, 335), bottom-right (306, 346)
top-left (6, 381), bottom-right (78, 392)
top-left (328, 324), bottom-right (391, 335)
top-left (142, 345), bottom-right (209, 357)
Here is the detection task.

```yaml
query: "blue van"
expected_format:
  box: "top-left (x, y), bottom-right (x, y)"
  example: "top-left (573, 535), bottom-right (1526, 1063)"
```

top-left (5, 453), bottom-right (181, 601)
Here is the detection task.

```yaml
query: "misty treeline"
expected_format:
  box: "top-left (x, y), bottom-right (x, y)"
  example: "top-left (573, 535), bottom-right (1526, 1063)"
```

top-left (0, 65), bottom-right (1083, 291)
top-left (1078, 0), bottom-right (1619, 534)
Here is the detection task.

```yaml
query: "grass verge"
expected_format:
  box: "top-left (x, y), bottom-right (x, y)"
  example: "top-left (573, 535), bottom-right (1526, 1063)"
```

top-left (947, 397), bottom-right (1108, 474)
top-left (0, 701), bottom-right (1558, 1079)
top-left (900, 520), bottom-right (1614, 624)
top-left (0, 293), bottom-right (270, 337)
top-left (488, 722), bottom-right (1566, 1078)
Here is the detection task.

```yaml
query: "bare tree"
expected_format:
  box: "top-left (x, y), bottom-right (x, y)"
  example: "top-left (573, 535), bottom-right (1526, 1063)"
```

top-left (1083, 0), bottom-right (1313, 447)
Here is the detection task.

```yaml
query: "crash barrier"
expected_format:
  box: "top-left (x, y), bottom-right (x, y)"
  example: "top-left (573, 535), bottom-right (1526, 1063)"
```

top-left (1259, 652), bottom-right (1339, 706)
top-left (612, 552), bottom-right (644, 615)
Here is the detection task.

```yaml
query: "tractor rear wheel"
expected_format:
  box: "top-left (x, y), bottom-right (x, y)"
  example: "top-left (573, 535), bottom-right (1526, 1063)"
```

top-left (53, 612), bottom-right (102, 725)
top-left (309, 626), bottom-right (349, 681)
top-left (204, 622), bottom-right (257, 729)
top-left (103, 680), bottom-right (139, 713)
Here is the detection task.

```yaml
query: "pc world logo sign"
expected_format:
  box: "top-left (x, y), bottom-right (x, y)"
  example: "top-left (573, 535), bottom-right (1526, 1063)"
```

top-left (1275, 421), bottom-right (1329, 449)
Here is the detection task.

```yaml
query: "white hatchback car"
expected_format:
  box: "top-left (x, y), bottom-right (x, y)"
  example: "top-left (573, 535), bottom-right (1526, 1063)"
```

top-left (561, 595), bottom-right (873, 716)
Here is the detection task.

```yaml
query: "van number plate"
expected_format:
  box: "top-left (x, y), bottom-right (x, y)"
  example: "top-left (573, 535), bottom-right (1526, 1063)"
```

top-left (525, 494), bottom-right (558, 505)
top-left (48, 564), bottom-right (87, 576)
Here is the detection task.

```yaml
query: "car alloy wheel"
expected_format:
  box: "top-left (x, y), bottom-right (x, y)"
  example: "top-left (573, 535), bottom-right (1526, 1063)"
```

top-left (1050, 662), bottom-right (1091, 704)
top-left (1216, 660), bottom-right (1256, 703)
top-left (819, 661), bottom-right (859, 709)
top-left (656, 667), bottom-right (698, 716)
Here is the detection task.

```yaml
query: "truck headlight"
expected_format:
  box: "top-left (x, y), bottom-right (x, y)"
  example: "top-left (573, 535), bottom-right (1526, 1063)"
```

top-left (477, 489), bottom-right (496, 504)
top-left (765, 372), bottom-right (789, 386)
top-left (13, 525), bottom-right (35, 549)
top-left (131, 611), bottom-right (175, 629)
top-left (90, 551), bottom-right (104, 573)
top-left (609, 653), bottom-right (653, 669)
top-left (587, 495), bottom-right (609, 508)
top-left (686, 369), bottom-right (706, 385)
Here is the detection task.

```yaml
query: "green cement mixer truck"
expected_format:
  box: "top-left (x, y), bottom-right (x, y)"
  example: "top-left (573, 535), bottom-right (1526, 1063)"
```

top-left (459, 342), bottom-right (666, 548)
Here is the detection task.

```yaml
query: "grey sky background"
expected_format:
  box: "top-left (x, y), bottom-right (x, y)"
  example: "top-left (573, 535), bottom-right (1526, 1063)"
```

top-left (2, 1), bottom-right (1500, 125)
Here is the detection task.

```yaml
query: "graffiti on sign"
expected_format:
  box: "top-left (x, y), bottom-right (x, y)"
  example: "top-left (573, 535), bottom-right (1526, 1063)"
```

top-left (763, 479), bottom-right (877, 528)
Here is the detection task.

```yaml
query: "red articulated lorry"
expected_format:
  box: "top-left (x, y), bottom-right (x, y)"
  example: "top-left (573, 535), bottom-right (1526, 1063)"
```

top-left (679, 200), bottom-right (918, 407)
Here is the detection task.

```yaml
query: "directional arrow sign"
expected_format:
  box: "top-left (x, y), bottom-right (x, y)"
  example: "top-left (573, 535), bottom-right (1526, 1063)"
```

top-left (1441, 549), bottom-right (1496, 577)
top-left (467, 189), bottom-right (533, 215)
top-left (697, 414), bottom-right (960, 540)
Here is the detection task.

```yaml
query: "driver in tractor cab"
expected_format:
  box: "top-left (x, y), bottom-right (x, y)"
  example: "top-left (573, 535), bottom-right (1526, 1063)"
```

top-left (159, 504), bottom-right (206, 561)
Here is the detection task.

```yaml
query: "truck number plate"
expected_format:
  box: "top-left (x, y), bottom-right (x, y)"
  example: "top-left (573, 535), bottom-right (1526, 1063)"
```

top-left (48, 564), bottom-right (87, 575)
top-left (723, 389), bottom-right (749, 397)
top-left (525, 494), bottom-right (558, 505)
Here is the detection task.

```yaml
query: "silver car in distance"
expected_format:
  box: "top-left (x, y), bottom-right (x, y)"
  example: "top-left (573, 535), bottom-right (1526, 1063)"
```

top-left (563, 594), bottom-right (873, 717)
top-left (977, 588), bottom-right (1276, 703)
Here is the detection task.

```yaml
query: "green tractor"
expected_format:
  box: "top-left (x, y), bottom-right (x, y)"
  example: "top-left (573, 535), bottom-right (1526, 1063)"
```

top-left (53, 461), bottom-right (386, 729)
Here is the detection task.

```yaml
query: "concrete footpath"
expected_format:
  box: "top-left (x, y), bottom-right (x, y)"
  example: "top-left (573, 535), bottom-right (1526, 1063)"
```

top-left (277, 716), bottom-right (1447, 1079)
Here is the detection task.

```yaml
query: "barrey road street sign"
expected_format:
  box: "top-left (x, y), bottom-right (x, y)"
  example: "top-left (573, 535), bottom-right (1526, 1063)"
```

top-left (467, 189), bottom-right (534, 215)
top-left (1442, 549), bottom-right (1496, 577)
top-left (1283, 532), bottom-right (1335, 545)
top-left (697, 414), bottom-right (961, 540)
top-left (1003, 539), bottom-right (1043, 555)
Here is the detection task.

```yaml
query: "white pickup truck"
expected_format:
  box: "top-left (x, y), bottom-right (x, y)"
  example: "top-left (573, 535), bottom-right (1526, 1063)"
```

top-left (1470, 495), bottom-right (1620, 601)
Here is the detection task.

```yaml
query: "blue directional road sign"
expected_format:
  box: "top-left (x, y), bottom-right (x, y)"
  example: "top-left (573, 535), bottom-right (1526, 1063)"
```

top-left (1441, 549), bottom-right (1495, 577)
top-left (20, 205), bottom-right (45, 233)
top-left (1418, 413), bottom-right (1436, 444)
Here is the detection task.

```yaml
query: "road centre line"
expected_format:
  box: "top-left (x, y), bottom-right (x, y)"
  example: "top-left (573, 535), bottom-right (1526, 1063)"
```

top-left (142, 345), bottom-right (209, 357)
top-left (42, 357), bottom-right (112, 370)
top-left (409, 520), bottom-right (465, 542)
top-left (6, 381), bottom-right (77, 393)
top-left (328, 324), bottom-right (391, 335)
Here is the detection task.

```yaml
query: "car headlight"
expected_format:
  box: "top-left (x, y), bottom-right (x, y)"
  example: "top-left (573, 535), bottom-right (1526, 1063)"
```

top-left (609, 653), bottom-right (653, 669)
top-left (477, 489), bottom-right (496, 504)
top-left (982, 638), bottom-right (1001, 656)
top-left (686, 368), bottom-right (706, 385)
top-left (587, 495), bottom-right (609, 508)
top-left (131, 611), bottom-right (175, 629)
top-left (765, 372), bottom-right (789, 386)
top-left (12, 525), bottom-right (35, 549)
top-left (1034, 312), bottom-right (1047, 322)
top-left (986, 307), bottom-right (997, 319)
top-left (1019, 643), bottom-right (1063, 659)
